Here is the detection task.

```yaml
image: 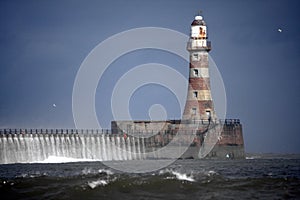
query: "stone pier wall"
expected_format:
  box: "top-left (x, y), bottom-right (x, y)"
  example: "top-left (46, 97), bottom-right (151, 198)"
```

top-left (112, 119), bottom-right (245, 159)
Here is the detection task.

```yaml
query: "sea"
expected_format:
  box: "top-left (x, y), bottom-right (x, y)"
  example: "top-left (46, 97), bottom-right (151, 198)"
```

top-left (0, 154), bottom-right (299, 200)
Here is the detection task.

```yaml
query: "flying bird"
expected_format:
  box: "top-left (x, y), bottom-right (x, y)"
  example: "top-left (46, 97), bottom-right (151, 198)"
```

top-left (53, 104), bottom-right (57, 108)
top-left (278, 28), bottom-right (282, 33)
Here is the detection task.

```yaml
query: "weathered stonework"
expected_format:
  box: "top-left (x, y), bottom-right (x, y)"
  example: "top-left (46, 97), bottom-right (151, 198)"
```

top-left (111, 120), bottom-right (245, 159)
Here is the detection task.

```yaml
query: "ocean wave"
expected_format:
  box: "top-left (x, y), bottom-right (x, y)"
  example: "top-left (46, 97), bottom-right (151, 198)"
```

top-left (1, 158), bottom-right (299, 200)
top-left (170, 171), bottom-right (195, 182)
top-left (206, 170), bottom-right (218, 177)
top-left (246, 156), bottom-right (260, 160)
top-left (16, 171), bottom-right (48, 178)
top-left (159, 169), bottom-right (195, 182)
top-left (88, 179), bottom-right (109, 189)
top-left (81, 167), bottom-right (114, 176)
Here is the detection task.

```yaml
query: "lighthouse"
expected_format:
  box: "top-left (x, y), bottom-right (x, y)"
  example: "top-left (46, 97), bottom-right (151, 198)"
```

top-left (183, 15), bottom-right (217, 122)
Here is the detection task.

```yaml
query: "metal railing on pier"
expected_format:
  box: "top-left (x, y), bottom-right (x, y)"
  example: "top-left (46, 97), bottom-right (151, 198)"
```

top-left (0, 119), bottom-right (241, 135)
top-left (180, 119), bottom-right (240, 125)
top-left (0, 128), bottom-right (112, 135)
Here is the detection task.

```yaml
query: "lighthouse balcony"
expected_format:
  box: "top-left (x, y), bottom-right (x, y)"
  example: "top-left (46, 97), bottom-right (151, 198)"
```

top-left (187, 40), bottom-right (211, 51)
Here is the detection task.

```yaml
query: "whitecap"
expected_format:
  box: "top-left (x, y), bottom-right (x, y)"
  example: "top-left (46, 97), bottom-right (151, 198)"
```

top-left (171, 171), bottom-right (195, 182)
top-left (17, 171), bottom-right (48, 178)
top-left (207, 170), bottom-right (218, 176)
top-left (98, 169), bottom-right (114, 175)
top-left (88, 179), bottom-right (108, 189)
top-left (159, 169), bottom-right (195, 182)
top-left (82, 167), bottom-right (95, 175)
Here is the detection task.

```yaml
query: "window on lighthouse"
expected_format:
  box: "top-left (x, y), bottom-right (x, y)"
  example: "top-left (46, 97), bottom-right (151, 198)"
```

top-left (193, 69), bottom-right (199, 77)
top-left (206, 110), bottom-right (211, 118)
top-left (193, 53), bottom-right (198, 60)
top-left (192, 108), bottom-right (197, 115)
top-left (193, 91), bottom-right (198, 98)
top-left (192, 53), bottom-right (200, 61)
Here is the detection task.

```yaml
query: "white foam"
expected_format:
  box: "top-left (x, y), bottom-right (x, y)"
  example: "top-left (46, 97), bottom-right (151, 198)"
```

top-left (18, 172), bottom-right (48, 178)
top-left (81, 168), bottom-right (114, 177)
top-left (159, 169), bottom-right (195, 182)
top-left (246, 156), bottom-right (261, 160)
top-left (81, 167), bottom-right (95, 175)
top-left (36, 156), bottom-right (98, 163)
top-left (88, 179), bottom-right (108, 189)
top-left (171, 171), bottom-right (195, 182)
top-left (207, 170), bottom-right (218, 176)
top-left (98, 169), bottom-right (114, 175)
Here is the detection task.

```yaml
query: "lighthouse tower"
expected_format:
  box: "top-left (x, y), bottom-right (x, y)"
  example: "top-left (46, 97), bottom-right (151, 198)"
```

top-left (183, 15), bottom-right (217, 122)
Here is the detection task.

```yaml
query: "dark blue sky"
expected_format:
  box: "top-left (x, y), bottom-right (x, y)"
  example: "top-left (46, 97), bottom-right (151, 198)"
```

top-left (0, 0), bottom-right (299, 153)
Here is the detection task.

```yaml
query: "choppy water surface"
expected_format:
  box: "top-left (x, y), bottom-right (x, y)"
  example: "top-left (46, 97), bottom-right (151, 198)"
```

top-left (0, 154), bottom-right (299, 200)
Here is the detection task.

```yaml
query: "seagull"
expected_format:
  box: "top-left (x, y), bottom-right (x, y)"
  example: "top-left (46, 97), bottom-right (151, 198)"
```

top-left (278, 28), bottom-right (282, 33)
top-left (53, 103), bottom-right (57, 108)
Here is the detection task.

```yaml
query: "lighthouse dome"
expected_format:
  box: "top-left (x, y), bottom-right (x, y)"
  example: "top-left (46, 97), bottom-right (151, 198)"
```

top-left (191, 15), bottom-right (206, 26)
